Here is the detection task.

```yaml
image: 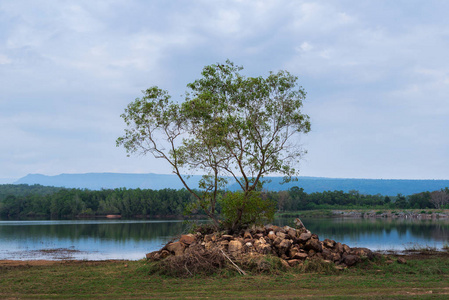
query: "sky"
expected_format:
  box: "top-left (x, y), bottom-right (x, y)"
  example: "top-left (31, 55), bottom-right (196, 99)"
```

top-left (1, 0), bottom-right (449, 182)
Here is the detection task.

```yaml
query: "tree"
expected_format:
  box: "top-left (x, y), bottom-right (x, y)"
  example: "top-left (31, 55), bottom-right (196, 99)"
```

top-left (117, 60), bottom-right (310, 230)
top-left (429, 189), bottom-right (449, 209)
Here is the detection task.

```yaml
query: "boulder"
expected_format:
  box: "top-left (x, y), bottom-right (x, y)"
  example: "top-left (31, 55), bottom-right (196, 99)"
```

top-left (287, 259), bottom-right (302, 267)
top-left (257, 243), bottom-right (272, 255)
top-left (146, 251), bottom-right (160, 260)
top-left (343, 254), bottom-right (360, 267)
top-left (292, 252), bottom-right (309, 260)
top-left (334, 242), bottom-right (344, 253)
top-left (179, 234), bottom-right (195, 245)
top-left (351, 247), bottom-right (374, 259)
top-left (228, 240), bottom-right (243, 256)
top-left (276, 231), bottom-right (287, 239)
top-left (268, 231), bottom-right (276, 240)
top-left (287, 228), bottom-right (297, 239)
top-left (159, 250), bottom-right (170, 259)
top-left (298, 232), bottom-right (312, 242)
top-left (243, 231), bottom-right (253, 240)
top-left (221, 235), bottom-right (233, 241)
top-left (304, 238), bottom-right (322, 252)
top-left (397, 257), bottom-right (407, 264)
top-left (323, 239), bottom-right (335, 249)
top-left (166, 241), bottom-right (186, 256)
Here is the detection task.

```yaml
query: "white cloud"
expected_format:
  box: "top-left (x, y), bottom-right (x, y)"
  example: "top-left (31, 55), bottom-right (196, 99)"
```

top-left (1, 0), bottom-right (449, 180)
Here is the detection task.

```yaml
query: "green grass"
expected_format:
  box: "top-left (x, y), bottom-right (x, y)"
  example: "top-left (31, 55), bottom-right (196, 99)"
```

top-left (1, 254), bottom-right (449, 299)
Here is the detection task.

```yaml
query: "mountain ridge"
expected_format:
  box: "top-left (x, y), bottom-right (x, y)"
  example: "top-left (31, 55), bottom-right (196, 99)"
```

top-left (12, 172), bottom-right (449, 195)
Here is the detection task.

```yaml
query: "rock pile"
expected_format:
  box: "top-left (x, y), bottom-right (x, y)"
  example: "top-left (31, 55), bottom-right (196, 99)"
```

top-left (146, 223), bottom-right (378, 269)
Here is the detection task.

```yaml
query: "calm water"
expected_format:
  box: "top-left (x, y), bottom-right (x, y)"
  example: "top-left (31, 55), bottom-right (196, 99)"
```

top-left (0, 217), bottom-right (448, 260)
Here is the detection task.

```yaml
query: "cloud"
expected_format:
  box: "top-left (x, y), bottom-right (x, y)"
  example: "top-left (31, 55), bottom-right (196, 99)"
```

top-left (0, 0), bottom-right (448, 180)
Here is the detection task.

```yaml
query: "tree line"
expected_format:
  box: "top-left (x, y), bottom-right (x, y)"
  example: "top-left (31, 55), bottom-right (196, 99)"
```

top-left (0, 184), bottom-right (448, 219)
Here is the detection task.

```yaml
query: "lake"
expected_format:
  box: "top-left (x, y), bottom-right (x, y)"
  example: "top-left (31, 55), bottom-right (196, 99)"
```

top-left (0, 217), bottom-right (448, 260)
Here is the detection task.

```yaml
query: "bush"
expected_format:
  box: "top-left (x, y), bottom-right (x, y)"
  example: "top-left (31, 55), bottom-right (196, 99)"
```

top-left (220, 191), bottom-right (276, 231)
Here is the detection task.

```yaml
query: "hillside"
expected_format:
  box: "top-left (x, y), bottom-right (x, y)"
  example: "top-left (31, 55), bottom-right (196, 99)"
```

top-left (13, 173), bottom-right (449, 195)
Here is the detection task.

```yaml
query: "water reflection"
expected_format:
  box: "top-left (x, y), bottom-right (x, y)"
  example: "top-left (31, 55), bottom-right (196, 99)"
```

top-left (0, 218), bottom-right (448, 260)
top-left (0, 220), bottom-right (189, 260)
top-left (276, 217), bottom-right (449, 251)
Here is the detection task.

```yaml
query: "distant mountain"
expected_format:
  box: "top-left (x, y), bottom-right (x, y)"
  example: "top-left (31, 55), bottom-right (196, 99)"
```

top-left (235, 177), bottom-right (449, 196)
top-left (14, 173), bottom-right (449, 195)
top-left (14, 173), bottom-right (203, 190)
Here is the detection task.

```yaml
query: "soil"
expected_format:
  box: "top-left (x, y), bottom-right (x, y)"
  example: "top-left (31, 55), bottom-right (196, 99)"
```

top-left (0, 259), bottom-right (127, 267)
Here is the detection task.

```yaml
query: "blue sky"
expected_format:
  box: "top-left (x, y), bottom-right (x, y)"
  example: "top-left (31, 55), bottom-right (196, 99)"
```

top-left (1, 0), bottom-right (449, 181)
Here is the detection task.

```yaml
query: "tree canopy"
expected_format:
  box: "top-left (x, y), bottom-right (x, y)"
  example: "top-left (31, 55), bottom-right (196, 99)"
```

top-left (117, 61), bottom-right (311, 230)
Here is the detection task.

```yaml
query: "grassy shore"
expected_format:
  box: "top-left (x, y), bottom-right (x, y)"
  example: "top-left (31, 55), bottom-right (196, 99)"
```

top-left (1, 252), bottom-right (449, 299)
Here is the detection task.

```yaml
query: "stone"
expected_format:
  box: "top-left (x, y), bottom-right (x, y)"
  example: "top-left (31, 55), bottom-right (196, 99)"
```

top-left (323, 239), bottom-right (336, 248)
top-left (205, 241), bottom-right (214, 250)
top-left (343, 244), bottom-right (351, 253)
top-left (298, 232), bottom-right (312, 242)
top-left (258, 244), bottom-right (272, 255)
top-left (397, 257), bottom-right (407, 264)
top-left (204, 234), bottom-right (214, 242)
top-left (219, 240), bottom-right (229, 247)
top-left (343, 254), bottom-right (360, 267)
top-left (273, 237), bottom-right (283, 246)
top-left (351, 247), bottom-right (374, 259)
top-left (280, 259), bottom-right (290, 268)
top-left (243, 231), bottom-right (253, 239)
top-left (228, 240), bottom-right (243, 256)
top-left (305, 238), bottom-right (322, 252)
top-left (287, 259), bottom-right (302, 267)
top-left (328, 252), bottom-right (341, 262)
top-left (146, 251), bottom-right (159, 260)
top-left (276, 231), bottom-right (287, 239)
top-left (334, 242), bottom-right (344, 253)
top-left (179, 234), bottom-right (195, 245)
top-left (279, 239), bottom-right (292, 250)
top-left (292, 252), bottom-right (309, 260)
top-left (272, 225), bottom-right (283, 233)
top-left (159, 250), bottom-right (170, 259)
top-left (166, 242), bottom-right (186, 256)
top-left (268, 231), bottom-right (276, 240)
top-left (221, 235), bottom-right (233, 241)
top-left (287, 228), bottom-right (297, 239)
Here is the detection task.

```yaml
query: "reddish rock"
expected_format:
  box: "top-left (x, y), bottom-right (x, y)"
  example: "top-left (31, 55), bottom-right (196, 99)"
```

top-left (244, 231), bottom-right (253, 239)
top-left (334, 242), bottom-right (344, 253)
top-left (287, 228), bottom-right (297, 239)
top-left (146, 251), bottom-right (159, 260)
top-left (305, 238), bottom-right (322, 252)
top-left (351, 247), bottom-right (374, 259)
top-left (167, 242), bottom-right (186, 256)
top-left (343, 244), bottom-right (351, 253)
top-left (298, 232), bottom-right (312, 242)
top-left (323, 239), bottom-right (336, 248)
top-left (343, 254), bottom-right (360, 266)
top-left (268, 231), bottom-right (276, 240)
top-left (179, 234), bottom-right (195, 245)
top-left (287, 259), bottom-right (302, 267)
top-left (276, 232), bottom-right (287, 239)
top-left (292, 252), bottom-right (309, 260)
top-left (397, 257), bottom-right (407, 264)
top-left (159, 250), bottom-right (170, 259)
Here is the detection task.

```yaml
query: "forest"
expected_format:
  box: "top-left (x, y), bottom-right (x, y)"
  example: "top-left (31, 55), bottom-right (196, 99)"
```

top-left (1, 184), bottom-right (448, 219)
